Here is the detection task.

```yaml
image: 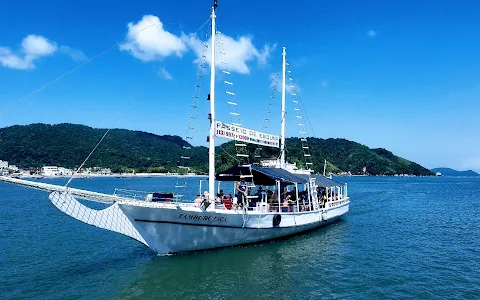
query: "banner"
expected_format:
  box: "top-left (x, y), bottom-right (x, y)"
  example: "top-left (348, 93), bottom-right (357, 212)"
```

top-left (215, 121), bottom-right (280, 148)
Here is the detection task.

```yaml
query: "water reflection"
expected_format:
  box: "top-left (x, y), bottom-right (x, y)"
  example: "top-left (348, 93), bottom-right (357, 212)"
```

top-left (115, 220), bottom-right (347, 299)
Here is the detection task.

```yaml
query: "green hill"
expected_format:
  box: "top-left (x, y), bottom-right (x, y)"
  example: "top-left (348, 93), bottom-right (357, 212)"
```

top-left (0, 123), bottom-right (433, 176)
top-left (431, 168), bottom-right (479, 177)
top-left (0, 123), bottom-right (207, 173)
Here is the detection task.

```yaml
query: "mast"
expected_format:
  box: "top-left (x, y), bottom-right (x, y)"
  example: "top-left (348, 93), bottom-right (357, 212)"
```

top-left (208, 1), bottom-right (217, 202)
top-left (280, 47), bottom-right (287, 169)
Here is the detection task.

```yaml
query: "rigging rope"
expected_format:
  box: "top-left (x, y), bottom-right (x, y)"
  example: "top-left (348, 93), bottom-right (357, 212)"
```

top-left (65, 68), bottom-right (157, 188)
top-left (64, 17), bottom-right (212, 189)
top-left (0, 21), bottom-right (174, 117)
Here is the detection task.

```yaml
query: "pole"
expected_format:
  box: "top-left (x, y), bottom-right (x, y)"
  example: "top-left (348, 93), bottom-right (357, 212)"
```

top-left (208, 6), bottom-right (216, 205)
top-left (280, 47), bottom-right (286, 169)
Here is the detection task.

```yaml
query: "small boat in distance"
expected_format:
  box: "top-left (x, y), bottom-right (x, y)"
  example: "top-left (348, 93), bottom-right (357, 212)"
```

top-left (0, 0), bottom-right (350, 254)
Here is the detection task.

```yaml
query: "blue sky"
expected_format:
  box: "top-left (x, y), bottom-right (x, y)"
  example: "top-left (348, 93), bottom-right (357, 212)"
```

top-left (0, 0), bottom-right (479, 171)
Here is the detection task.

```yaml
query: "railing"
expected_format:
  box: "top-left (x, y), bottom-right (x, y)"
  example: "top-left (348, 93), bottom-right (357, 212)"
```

top-left (113, 188), bottom-right (149, 201)
top-left (326, 197), bottom-right (350, 209)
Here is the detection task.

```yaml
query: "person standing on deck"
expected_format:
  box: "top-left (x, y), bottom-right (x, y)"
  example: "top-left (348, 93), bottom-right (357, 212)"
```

top-left (236, 179), bottom-right (248, 208)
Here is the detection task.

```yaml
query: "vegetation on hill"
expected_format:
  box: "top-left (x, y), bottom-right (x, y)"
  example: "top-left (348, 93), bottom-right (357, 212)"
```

top-left (431, 168), bottom-right (479, 177)
top-left (215, 138), bottom-right (433, 176)
top-left (0, 123), bottom-right (207, 173)
top-left (0, 123), bottom-right (433, 176)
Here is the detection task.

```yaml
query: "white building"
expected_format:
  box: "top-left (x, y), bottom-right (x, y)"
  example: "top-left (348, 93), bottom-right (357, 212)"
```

top-left (8, 165), bottom-right (19, 172)
top-left (86, 167), bottom-right (111, 175)
top-left (0, 160), bottom-right (8, 170)
top-left (58, 167), bottom-right (73, 176)
top-left (41, 166), bottom-right (60, 176)
top-left (42, 166), bottom-right (74, 176)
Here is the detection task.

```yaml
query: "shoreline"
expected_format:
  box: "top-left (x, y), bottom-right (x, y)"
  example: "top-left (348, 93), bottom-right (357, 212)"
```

top-left (16, 173), bottom-right (208, 179)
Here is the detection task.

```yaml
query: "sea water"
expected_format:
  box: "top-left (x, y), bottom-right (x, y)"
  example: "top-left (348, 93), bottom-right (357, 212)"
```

top-left (1, 176), bottom-right (479, 299)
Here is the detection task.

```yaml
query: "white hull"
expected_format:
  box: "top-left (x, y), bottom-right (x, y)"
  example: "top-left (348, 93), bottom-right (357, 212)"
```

top-left (49, 191), bottom-right (349, 254)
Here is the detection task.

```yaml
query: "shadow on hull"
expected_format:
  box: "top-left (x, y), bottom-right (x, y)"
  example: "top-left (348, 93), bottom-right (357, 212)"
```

top-left (158, 216), bottom-right (346, 256)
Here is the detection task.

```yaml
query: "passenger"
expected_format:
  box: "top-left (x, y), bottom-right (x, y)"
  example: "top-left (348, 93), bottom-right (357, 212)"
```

top-left (256, 186), bottom-right (264, 202)
top-left (282, 194), bottom-right (293, 212)
top-left (194, 194), bottom-right (203, 207)
top-left (223, 194), bottom-right (233, 210)
top-left (301, 190), bottom-right (310, 211)
top-left (235, 179), bottom-right (248, 208)
top-left (291, 187), bottom-right (297, 201)
top-left (266, 188), bottom-right (273, 198)
top-left (271, 190), bottom-right (279, 203)
top-left (249, 186), bottom-right (263, 209)
top-left (216, 189), bottom-right (225, 203)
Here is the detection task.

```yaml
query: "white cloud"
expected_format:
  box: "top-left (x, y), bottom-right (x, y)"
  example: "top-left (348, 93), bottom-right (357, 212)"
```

top-left (120, 14), bottom-right (274, 74)
top-left (120, 15), bottom-right (187, 61)
top-left (158, 67), bottom-right (173, 80)
top-left (367, 30), bottom-right (377, 37)
top-left (184, 32), bottom-right (275, 74)
top-left (0, 47), bottom-right (33, 69)
top-left (0, 34), bottom-right (85, 70)
top-left (269, 72), bottom-right (298, 93)
top-left (59, 45), bottom-right (87, 61)
top-left (21, 35), bottom-right (57, 56)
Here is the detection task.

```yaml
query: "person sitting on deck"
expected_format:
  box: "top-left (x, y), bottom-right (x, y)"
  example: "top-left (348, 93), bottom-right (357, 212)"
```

top-left (223, 194), bottom-right (233, 210)
top-left (291, 187), bottom-right (297, 201)
top-left (321, 189), bottom-right (327, 207)
top-left (194, 194), bottom-right (203, 207)
top-left (216, 189), bottom-right (225, 203)
top-left (300, 190), bottom-right (310, 211)
top-left (282, 194), bottom-right (293, 212)
top-left (249, 186), bottom-right (263, 209)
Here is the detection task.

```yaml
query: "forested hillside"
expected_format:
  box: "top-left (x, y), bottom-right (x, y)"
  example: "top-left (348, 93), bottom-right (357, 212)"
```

top-left (0, 123), bottom-right (433, 176)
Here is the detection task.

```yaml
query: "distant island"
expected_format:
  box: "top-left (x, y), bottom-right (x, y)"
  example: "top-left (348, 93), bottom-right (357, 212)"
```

top-left (431, 168), bottom-right (479, 177)
top-left (0, 123), bottom-right (434, 176)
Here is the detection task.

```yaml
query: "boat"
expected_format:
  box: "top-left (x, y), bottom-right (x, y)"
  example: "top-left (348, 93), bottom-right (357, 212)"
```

top-left (0, 0), bottom-right (350, 254)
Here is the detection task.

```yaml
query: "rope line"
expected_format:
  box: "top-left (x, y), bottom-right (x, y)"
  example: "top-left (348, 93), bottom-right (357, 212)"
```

top-left (64, 17), bottom-right (211, 188)
top-left (0, 21), bottom-right (176, 117)
top-left (65, 68), bottom-right (157, 187)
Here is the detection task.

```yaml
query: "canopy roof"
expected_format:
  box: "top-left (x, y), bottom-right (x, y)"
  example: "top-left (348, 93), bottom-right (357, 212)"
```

top-left (216, 165), bottom-right (344, 187)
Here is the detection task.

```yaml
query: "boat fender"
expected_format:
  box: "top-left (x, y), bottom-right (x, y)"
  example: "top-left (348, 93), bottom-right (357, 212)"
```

top-left (322, 212), bottom-right (327, 221)
top-left (273, 214), bottom-right (281, 227)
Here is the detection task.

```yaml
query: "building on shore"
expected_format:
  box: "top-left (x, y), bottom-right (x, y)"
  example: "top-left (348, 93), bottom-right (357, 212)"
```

top-left (8, 165), bottom-right (19, 172)
top-left (41, 166), bottom-right (60, 176)
top-left (0, 160), bottom-right (8, 170)
top-left (85, 167), bottom-right (112, 175)
top-left (41, 166), bottom-right (73, 177)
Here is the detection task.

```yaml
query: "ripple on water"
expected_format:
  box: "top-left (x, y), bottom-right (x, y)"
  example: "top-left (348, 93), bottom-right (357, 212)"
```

top-left (1, 176), bottom-right (480, 299)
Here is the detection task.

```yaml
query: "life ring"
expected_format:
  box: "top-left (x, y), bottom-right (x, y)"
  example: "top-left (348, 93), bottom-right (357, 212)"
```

top-left (273, 214), bottom-right (282, 227)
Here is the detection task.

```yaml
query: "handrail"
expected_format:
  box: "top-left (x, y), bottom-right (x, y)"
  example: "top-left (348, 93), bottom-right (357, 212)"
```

top-left (0, 176), bottom-right (127, 204)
